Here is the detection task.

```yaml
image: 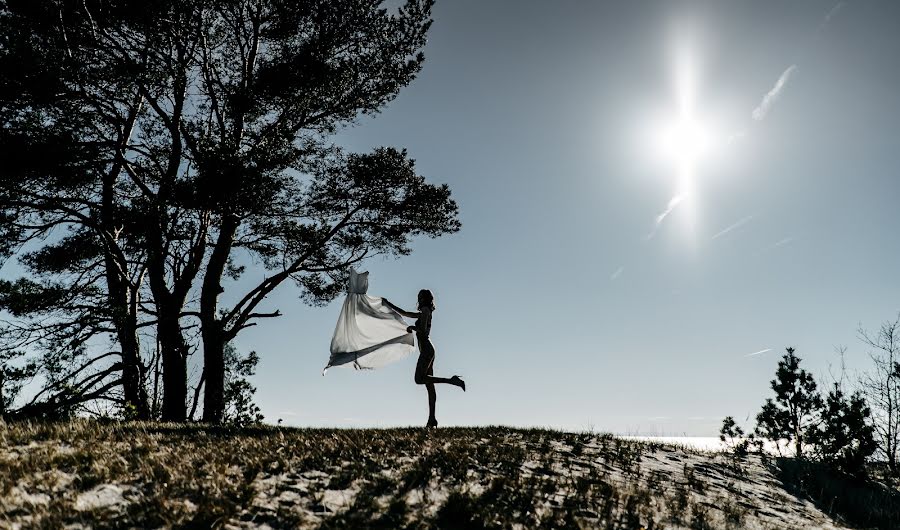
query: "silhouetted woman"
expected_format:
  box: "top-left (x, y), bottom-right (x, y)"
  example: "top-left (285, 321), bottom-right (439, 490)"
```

top-left (383, 290), bottom-right (465, 427)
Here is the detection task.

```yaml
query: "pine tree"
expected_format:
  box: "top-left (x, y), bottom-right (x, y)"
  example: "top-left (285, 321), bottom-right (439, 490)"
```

top-left (755, 347), bottom-right (823, 458)
top-left (809, 383), bottom-right (877, 476)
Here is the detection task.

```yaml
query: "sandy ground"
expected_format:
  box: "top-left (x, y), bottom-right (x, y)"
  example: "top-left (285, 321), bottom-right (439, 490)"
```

top-left (0, 429), bottom-right (853, 529)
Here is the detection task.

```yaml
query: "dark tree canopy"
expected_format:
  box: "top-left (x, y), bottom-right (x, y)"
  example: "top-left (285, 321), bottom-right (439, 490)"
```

top-left (0, 0), bottom-right (459, 422)
top-left (808, 384), bottom-right (877, 476)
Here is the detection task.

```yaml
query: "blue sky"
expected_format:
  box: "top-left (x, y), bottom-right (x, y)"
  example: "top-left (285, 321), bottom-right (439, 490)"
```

top-left (8, 1), bottom-right (898, 434)
top-left (4, 0), bottom-right (900, 436)
top-left (234, 0), bottom-right (900, 434)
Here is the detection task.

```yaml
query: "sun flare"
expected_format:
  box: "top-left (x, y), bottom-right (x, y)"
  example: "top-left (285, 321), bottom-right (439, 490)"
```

top-left (649, 48), bottom-right (714, 180)
top-left (659, 115), bottom-right (710, 170)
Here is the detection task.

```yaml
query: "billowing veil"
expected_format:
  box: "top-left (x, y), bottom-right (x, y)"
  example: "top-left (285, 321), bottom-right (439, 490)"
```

top-left (324, 269), bottom-right (415, 373)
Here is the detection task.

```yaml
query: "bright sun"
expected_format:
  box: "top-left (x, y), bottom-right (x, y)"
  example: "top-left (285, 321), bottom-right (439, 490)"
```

top-left (659, 114), bottom-right (710, 170)
top-left (651, 48), bottom-right (714, 176)
top-left (640, 46), bottom-right (719, 243)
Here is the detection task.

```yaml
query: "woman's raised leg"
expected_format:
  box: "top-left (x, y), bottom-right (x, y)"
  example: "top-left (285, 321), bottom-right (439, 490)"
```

top-left (415, 352), bottom-right (465, 390)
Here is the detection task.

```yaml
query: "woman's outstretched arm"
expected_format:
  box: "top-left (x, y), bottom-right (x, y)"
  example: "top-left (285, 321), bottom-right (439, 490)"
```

top-left (382, 298), bottom-right (421, 319)
top-left (406, 310), bottom-right (431, 333)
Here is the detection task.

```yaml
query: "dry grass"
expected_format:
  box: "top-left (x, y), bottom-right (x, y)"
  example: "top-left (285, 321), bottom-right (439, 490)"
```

top-left (774, 457), bottom-right (900, 530)
top-left (0, 420), bottom-right (871, 529)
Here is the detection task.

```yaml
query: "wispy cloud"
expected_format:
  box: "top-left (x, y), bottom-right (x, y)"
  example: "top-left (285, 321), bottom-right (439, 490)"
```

top-left (610, 267), bottom-right (624, 281)
top-left (646, 193), bottom-right (686, 240)
top-left (756, 236), bottom-right (795, 256)
top-left (762, 237), bottom-right (794, 253)
top-left (823, 1), bottom-right (846, 25)
top-left (773, 237), bottom-right (794, 248)
top-left (744, 348), bottom-right (772, 357)
top-left (711, 215), bottom-right (754, 240)
top-left (752, 65), bottom-right (797, 121)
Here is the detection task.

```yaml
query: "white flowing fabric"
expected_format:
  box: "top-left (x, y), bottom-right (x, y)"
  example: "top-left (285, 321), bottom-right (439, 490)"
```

top-left (324, 269), bottom-right (415, 373)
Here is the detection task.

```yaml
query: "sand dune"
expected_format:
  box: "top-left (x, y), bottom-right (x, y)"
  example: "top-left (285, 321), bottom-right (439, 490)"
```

top-left (0, 421), bottom-right (868, 528)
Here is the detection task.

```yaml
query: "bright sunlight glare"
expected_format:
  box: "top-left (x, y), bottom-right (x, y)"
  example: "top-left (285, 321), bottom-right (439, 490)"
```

top-left (658, 116), bottom-right (711, 170)
top-left (648, 46), bottom-right (716, 179)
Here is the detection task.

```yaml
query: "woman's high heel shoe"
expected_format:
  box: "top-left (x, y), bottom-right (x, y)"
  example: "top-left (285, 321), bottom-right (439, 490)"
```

top-left (450, 375), bottom-right (466, 392)
top-left (426, 418), bottom-right (438, 428)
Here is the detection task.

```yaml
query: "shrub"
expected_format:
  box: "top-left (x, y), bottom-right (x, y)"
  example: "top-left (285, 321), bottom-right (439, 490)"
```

top-left (719, 416), bottom-right (759, 457)
top-left (808, 384), bottom-right (877, 477)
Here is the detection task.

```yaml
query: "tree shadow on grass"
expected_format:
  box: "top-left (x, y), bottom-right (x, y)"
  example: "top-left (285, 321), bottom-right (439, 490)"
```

top-left (775, 458), bottom-right (900, 530)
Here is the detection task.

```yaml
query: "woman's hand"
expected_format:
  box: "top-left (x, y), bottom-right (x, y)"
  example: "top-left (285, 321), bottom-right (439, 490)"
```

top-left (406, 326), bottom-right (415, 333)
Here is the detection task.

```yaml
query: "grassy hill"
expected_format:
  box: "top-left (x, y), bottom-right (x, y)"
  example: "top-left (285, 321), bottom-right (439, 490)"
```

top-left (0, 421), bottom-right (895, 529)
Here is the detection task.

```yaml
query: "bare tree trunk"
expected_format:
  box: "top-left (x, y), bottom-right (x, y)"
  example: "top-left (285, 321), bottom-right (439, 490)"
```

top-left (115, 302), bottom-right (150, 419)
top-left (151, 338), bottom-right (162, 419)
top-left (201, 215), bottom-right (239, 424)
top-left (201, 323), bottom-right (226, 423)
top-left (0, 370), bottom-right (6, 418)
top-left (158, 306), bottom-right (188, 422)
top-left (105, 261), bottom-right (149, 419)
top-left (95, 95), bottom-right (151, 419)
top-left (146, 231), bottom-right (189, 423)
top-left (188, 369), bottom-right (205, 421)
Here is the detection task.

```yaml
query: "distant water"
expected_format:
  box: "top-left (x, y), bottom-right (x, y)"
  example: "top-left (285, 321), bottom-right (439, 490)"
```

top-left (620, 436), bottom-right (725, 451)
top-left (620, 435), bottom-right (790, 455)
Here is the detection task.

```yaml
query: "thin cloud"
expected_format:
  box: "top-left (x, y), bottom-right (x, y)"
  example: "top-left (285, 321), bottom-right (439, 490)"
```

top-left (823, 1), bottom-right (846, 25)
top-left (711, 215), bottom-right (754, 240)
top-left (763, 237), bottom-right (794, 252)
top-left (646, 193), bottom-right (686, 240)
top-left (610, 267), bottom-right (624, 281)
top-left (752, 65), bottom-right (797, 121)
top-left (773, 237), bottom-right (794, 248)
top-left (756, 237), bottom-right (795, 256)
top-left (744, 348), bottom-right (772, 357)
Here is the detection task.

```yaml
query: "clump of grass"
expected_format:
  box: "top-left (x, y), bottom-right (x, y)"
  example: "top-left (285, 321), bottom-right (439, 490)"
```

top-left (683, 463), bottom-right (705, 493)
top-left (690, 502), bottom-right (713, 530)
top-left (433, 490), bottom-right (488, 530)
top-left (718, 494), bottom-right (747, 527)
top-left (667, 480), bottom-right (690, 523)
